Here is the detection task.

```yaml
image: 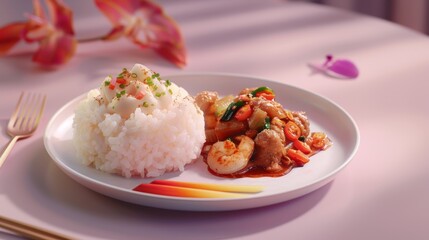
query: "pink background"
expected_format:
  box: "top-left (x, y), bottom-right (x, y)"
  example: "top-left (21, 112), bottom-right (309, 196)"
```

top-left (1, 0), bottom-right (428, 239)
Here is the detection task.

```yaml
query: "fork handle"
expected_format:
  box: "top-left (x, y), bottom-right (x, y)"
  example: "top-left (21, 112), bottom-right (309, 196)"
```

top-left (0, 136), bottom-right (20, 168)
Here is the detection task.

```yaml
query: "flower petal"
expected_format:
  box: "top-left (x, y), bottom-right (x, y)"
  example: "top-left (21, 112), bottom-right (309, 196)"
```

top-left (45, 0), bottom-right (74, 35)
top-left (327, 59), bottom-right (359, 79)
top-left (155, 42), bottom-right (186, 68)
top-left (0, 22), bottom-right (27, 55)
top-left (22, 22), bottom-right (51, 43)
top-left (147, 15), bottom-right (187, 67)
top-left (33, 0), bottom-right (46, 19)
top-left (102, 25), bottom-right (126, 41)
top-left (95, 0), bottom-right (187, 67)
top-left (94, 0), bottom-right (134, 25)
top-left (32, 32), bottom-right (77, 66)
top-left (308, 55), bottom-right (359, 79)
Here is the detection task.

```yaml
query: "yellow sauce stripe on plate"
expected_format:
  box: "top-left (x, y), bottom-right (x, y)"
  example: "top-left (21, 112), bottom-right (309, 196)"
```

top-left (151, 180), bottom-right (264, 193)
top-left (133, 183), bottom-right (246, 198)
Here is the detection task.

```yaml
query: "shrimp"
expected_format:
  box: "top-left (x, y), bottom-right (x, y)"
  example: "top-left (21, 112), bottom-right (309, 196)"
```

top-left (292, 111), bottom-right (310, 137)
top-left (270, 117), bottom-right (286, 144)
top-left (207, 135), bottom-right (254, 174)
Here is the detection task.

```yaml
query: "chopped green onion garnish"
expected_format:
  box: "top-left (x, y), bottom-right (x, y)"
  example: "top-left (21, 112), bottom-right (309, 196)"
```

top-left (250, 86), bottom-right (274, 97)
top-left (264, 117), bottom-right (271, 130)
top-left (104, 81), bottom-right (110, 86)
top-left (146, 78), bottom-right (154, 86)
top-left (155, 92), bottom-right (165, 98)
top-left (220, 101), bottom-right (245, 122)
top-left (152, 73), bottom-right (160, 79)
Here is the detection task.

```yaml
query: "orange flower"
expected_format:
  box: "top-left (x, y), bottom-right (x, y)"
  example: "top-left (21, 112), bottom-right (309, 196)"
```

top-left (94, 0), bottom-right (187, 67)
top-left (0, 0), bottom-right (76, 66)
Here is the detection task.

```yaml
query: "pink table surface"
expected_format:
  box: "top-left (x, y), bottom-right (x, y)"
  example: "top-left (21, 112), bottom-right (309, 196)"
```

top-left (1, 0), bottom-right (429, 239)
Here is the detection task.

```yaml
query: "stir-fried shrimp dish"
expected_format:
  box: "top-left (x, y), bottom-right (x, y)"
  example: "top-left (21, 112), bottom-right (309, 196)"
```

top-left (195, 86), bottom-right (332, 178)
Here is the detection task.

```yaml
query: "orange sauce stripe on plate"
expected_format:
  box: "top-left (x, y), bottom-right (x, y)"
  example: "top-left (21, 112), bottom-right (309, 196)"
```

top-left (151, 180), bottom-right (264, 193)
top-left (133, 183), bottom-right (246, 198)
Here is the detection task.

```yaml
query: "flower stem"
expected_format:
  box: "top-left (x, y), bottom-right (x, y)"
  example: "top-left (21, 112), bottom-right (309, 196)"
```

top-left (323, 54), bottom-right (333, 66)
top-left (77, 36), bottom-right (104, 43)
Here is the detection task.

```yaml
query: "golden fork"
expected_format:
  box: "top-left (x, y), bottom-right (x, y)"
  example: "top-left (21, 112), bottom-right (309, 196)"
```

top-left (0, 92), bottom-right (46, 167)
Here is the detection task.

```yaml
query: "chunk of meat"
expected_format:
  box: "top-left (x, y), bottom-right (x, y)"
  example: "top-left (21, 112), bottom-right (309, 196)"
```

top-left (195, 91), bottom-right (218, 113)
top-left (253, 129), bottom-right (284, 172)
top-left (215, 119), bottom-right (247, 141)
top-left (238, 87), bottom-right (257, 96)
top-left (250, 98), bottom-right (287, 119)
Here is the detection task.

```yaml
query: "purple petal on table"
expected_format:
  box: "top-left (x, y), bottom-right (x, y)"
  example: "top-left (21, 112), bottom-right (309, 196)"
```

top-left (327, 59), bottom-right (359, 79)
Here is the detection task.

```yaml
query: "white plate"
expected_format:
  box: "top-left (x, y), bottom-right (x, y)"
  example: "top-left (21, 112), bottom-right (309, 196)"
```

top-left (44, 73), bottom-right (359, 211)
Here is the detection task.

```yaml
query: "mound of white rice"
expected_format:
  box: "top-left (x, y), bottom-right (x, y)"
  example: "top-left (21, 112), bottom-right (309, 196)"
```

top-left (73, 64), bottom-right (205, 178)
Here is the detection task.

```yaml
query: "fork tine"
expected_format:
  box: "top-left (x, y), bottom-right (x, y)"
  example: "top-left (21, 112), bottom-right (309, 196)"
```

top-left (20, 93), bottom-right (37, 131)
top-left (14, 92), bottom-right (33, 130)
top-left (23, 93), bottom-right (38, 131)
top-left (1, 93), bottom-right (46, 168)
top-left (9, 93), bottom-right (46, 132)
top-left (27, 94), bottom-right (46, 131)
top-left (8, 92), bottom-right (24, 129)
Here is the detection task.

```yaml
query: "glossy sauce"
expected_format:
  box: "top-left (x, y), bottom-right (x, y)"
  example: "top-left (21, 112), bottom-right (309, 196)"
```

top-left (201, 140), bottom-right (331, 178)
top-left (205, 158), bottom-right (295, 178)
